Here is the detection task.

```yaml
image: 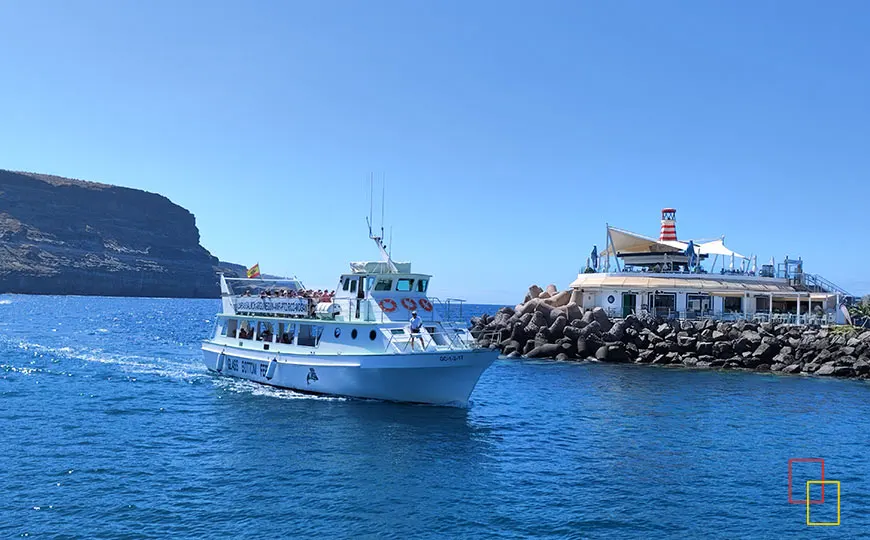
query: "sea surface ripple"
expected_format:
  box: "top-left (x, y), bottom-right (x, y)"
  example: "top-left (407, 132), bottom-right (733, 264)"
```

top-left (1, 295), bottom-right (868, 538)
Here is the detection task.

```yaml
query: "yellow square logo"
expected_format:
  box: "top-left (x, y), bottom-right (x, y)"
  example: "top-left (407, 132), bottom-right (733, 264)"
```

top-left (806, 481), bottom-right (840, 526)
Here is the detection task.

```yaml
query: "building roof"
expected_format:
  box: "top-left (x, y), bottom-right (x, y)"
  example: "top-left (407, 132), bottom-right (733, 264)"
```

top-left (569, 272), bottom-right (832, 299)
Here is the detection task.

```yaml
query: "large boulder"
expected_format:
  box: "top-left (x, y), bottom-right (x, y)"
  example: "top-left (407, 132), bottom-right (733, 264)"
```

top-left (563, 325), bottom-right (583, 342)
top-left (854, 358), bottom-right (870, 375)
top-left (518, 299), bottom-right (542, 316)
top-left (548, 316), bottom-right (567, 340)
top-left (564, 302), bottom-right (583, 322)
top-left (815, 363), bottom-right (839, 376)
top-left (544, 290), bottom-right (571, 308)
top-left (526, 343), bottom-right (560, 359)
top-left (596, 343), bottom-right (630, 363)
top-left (696, 341), bottom-right (714, 356)
top-left (712, 341), bottom-right (733, 358)
top-left (545, 284), bottom-right (558, 295)
top-left (569, 289), bottom-right (584, 307)
top-left (581, 320), bottom-right (602, 338)
top-left (752, 342), bottom-right (780, 362)
top-left (576, 337), bottom-right (591, 358)
top-left (591, 307), bottom-right (614, 332)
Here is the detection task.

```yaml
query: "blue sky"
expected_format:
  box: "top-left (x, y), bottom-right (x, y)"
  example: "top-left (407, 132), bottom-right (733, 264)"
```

top-left (1, 1), bottom-right (868, 304)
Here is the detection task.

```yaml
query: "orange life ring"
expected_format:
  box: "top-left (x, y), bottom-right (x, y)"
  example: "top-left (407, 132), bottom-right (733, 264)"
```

top-left (401, 298), bottom-right (417, 311)
top-left (379, 298), bottom-right (397, 313)
top-left (419, 298), bottom-right (433, 312)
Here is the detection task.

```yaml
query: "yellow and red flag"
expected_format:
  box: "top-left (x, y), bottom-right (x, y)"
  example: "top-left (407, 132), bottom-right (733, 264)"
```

top-left (246, 263), bottom-right (261, 278)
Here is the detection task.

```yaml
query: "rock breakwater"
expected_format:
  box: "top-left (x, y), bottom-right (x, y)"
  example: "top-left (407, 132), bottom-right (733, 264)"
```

top-left (471, 285), bottom-right (870, 380)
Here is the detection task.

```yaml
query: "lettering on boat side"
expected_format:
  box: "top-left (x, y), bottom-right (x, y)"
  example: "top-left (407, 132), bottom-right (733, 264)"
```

top-left (440, 355), bottom-right (463, 363)
top-left (233, 298), bottom-right (308, 316)
top-left (221, 357), bottom-right (267, 378)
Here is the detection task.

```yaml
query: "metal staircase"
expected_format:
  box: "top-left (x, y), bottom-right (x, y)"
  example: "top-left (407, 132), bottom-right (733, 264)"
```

top-left (791, 273), bottom-right (853, 299)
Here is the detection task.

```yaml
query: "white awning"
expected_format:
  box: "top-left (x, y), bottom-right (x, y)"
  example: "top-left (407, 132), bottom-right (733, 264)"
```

top-left (603, 227), bottom-right (747, 260)
top-left (602, 227), bottom-right (684, 256)
top-left (696, 238), bottom-right (746, 259)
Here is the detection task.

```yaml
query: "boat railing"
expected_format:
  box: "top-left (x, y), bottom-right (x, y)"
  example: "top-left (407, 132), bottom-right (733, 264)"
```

top-left (383, 328), bottom-right (471, 354)
top-left (427, 297), bottom-right (468, 324)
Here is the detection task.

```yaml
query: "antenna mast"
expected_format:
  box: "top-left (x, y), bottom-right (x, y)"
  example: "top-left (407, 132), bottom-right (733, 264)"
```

top-left (366, 172), bottom-right (398, 273)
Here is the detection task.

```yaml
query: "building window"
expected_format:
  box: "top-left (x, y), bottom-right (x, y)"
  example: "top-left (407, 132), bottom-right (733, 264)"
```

top-left (652, 293), bottom-right (676, 317)
top-left (687, 294), bottom-right (712, 315)
top-left (724, 296), bottom-right (743, 313)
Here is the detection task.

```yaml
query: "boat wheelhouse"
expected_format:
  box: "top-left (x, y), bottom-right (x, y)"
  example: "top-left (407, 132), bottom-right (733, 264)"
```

top-left (201, 233), bottom-right (496, 406)
top-left (571, 209), bottom-right (852, 325)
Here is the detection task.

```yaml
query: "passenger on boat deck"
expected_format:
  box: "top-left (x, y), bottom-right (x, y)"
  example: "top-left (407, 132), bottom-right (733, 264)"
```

top-left (243, 290), bottom-right (252, 297)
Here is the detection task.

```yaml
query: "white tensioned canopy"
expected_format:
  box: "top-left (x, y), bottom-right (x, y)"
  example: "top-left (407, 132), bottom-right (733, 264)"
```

top-left (603, 226), bottom-right (746, 259)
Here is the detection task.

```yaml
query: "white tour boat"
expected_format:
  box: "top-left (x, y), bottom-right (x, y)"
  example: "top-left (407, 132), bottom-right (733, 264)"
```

top-left (201, 234), bottom-right (497, 406)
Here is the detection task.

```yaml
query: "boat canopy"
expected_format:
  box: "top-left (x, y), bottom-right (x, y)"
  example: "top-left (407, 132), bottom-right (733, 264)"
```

top-left (350, 261), bottom-right (412, 274)
top-left (223, 276), bottom-right (304, 296)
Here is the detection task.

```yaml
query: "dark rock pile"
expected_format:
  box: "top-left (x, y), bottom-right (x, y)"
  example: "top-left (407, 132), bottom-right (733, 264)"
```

top-left (471, 301), bottom-right (870, 380)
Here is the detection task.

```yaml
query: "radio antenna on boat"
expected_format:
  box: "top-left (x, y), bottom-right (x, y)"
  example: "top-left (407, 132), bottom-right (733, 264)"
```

top-left (366, 172), bottom-right (398, 273)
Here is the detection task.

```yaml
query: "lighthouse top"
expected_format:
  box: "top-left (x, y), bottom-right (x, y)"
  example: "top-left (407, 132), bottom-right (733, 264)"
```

top-left (660, 208), bottom-right (678, 241)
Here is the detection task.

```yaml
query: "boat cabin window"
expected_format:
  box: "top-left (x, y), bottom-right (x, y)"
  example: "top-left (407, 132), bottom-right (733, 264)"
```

top-left (239, 320), bottom-right (255, 340)
top-left (256, 321), bottom-right (275, 342)
top-left (349, 280), bottom-right (357, 294)
top-left (416, 279), bottom-right (428, 292)
top-left (342, 278), bottom-right (351, 291)
top-left (278, 322), bottom-right (296, 344)
top-left (374, 278), bottom-right (393, 291)
top-left (298, 324), bottom-right (324, 347)
top-left (366, 276), bottom-right (375, 291)
top-left (397, 278), bottom-right (415, 292)
top-left (223, 319), bottom-right (238, 338)
top-left (390, 328), bottom-right (405, 335)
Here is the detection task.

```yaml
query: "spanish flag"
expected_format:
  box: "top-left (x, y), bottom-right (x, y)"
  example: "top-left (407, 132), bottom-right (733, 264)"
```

top-left (246, 263), bottom-right (261, 278)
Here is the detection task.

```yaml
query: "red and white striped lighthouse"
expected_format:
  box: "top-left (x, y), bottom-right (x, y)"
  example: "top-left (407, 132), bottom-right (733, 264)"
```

top-left (660, 208), bottom-right (677, 241)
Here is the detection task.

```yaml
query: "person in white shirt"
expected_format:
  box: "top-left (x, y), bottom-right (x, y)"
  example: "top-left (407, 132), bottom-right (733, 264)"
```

top-left (409, 310), bottom-right (424, 351)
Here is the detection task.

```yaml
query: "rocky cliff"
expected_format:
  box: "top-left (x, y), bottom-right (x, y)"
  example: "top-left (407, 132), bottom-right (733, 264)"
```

top-left (0, 170), bottom-right (220, 298)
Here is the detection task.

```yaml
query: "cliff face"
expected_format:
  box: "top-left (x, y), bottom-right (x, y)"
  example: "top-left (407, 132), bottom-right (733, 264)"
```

top-left (0, 170), bottom-right (220, 298)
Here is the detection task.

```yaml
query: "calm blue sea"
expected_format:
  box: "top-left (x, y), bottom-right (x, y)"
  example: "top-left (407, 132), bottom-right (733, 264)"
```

top-left (1, 295), bottom-right (868, 539)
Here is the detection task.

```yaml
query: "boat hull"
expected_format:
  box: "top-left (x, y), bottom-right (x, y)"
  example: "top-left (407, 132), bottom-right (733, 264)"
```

top-left (201, 343), bottom-right (497, 406)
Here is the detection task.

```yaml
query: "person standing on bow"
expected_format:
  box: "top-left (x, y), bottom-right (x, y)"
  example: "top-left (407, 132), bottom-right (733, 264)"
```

top-left (409, 310), bottom-right (424, 351)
